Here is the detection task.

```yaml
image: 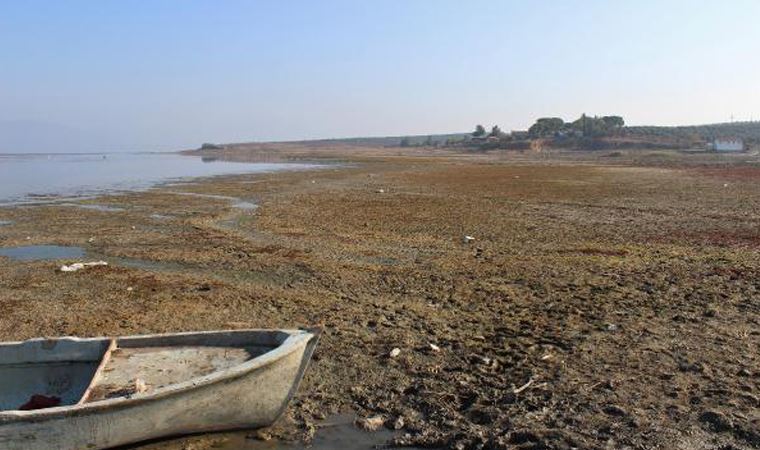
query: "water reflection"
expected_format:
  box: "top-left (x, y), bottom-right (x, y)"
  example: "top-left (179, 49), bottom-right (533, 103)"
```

top-left (0, 153), bottom-right (318, 206)
top-left (0, 245), bottom-right (85, 261)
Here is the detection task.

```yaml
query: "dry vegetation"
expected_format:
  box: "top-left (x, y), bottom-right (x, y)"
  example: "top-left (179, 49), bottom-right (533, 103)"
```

top-left (0, 147), bottom-right (759, 449)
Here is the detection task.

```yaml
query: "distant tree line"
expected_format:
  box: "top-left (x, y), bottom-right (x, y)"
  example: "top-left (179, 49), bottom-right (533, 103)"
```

top-left (626, 121), bottom-right (760, 143)
top-left (390, 114), bottom-right (760, 152)
top-left (471, 124), bottom-right (504, 138)
top-left (528, 114), bottom-right (625, 138)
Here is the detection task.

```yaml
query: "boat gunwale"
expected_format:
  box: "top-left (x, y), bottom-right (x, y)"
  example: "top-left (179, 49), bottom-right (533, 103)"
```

top-left (0, 328), bottom-right (316, 422)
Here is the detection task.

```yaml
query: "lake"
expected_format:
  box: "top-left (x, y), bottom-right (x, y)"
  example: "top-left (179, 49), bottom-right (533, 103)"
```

top-left (0, 152), bottom-right (317, 206)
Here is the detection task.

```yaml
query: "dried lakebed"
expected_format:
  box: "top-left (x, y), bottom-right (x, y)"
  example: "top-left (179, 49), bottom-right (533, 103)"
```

top-left (0, 152), bottom-right (759, 450)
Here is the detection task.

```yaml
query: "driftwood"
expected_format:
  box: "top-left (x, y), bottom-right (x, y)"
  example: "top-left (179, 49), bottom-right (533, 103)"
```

top-left (513, 378), bottom-right (534, 394)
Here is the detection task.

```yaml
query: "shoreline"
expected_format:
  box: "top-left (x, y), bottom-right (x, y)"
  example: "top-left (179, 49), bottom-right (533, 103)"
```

top-left (0, 146), bottom-right (759, 449)
top-left (0, 151), bottom-right (327, 209)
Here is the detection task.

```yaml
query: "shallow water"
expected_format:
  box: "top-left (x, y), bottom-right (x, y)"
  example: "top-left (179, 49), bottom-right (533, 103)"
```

top-left (138, 415), bottom-right (409, 450)
top-left (0, 153), bottom-right (317, 206)
top-left (149, 213), bottom-right (173, 220)
top-left (0, 245), bottom-right (85, 261)
top-left (163, 191), bottom-right (258, 210)
top-left (0, 244), bottom-right (192, 273)
top-left (232, 200), bottom-right (258, 210)
top-left (60, 203), bottom-right (126, 212)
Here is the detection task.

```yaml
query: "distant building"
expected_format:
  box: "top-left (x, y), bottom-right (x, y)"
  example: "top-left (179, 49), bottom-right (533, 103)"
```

top-left (711, 138), bottom-right (744, 152)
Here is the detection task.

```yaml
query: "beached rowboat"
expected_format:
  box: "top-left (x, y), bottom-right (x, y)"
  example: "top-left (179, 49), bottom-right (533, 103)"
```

top-left (0, 328), bottom-right (320, 450)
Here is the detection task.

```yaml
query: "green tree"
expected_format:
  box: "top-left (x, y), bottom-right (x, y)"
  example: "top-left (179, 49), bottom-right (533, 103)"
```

top-left (473, 124), bottom-right (486, 137)
top-left (601, 116), bottom-right (625, 129)
top-left (489, 125), bottom-right (503, 137)
top-left (400, 137), bottom-right (411, 147)
top-left (528, 117), bottom-right (564, 137)
top-left (570, 114), bottom-right (603, 137)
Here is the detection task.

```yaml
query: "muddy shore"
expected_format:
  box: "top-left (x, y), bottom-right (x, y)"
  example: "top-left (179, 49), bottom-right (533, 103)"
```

top-left (0, 147), bottom-right (759, 449)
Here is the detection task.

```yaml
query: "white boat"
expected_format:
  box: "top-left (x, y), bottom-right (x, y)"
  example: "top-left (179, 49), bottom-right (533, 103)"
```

top-left (0, 328), bottom-right (320, 450)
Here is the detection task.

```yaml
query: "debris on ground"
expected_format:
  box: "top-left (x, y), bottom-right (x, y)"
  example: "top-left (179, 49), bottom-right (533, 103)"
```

top-left (247, 430), bottom-right (273, 441)
top-left (513, 378), bottom-right (534, 394)
top-left (60, 261), bottom-right (108, 272)
top-left (389, 416), bottom-right (405, 430)
top-left (355, 415), bottom-right (385, 432)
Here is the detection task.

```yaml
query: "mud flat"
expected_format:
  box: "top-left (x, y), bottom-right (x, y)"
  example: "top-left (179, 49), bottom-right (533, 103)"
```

top-left (0, 146), bottom-right (759, 449)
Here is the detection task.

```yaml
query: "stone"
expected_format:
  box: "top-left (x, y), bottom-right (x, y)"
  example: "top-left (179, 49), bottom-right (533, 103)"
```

top-left (699, 410), bottom-right (732, 432)
top-left (603, 404), bottom-right (628, 417)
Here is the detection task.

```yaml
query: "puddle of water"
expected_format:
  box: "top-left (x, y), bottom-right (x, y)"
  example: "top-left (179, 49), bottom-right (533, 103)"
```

top-left (165, 191), bottom-right (258, 210)
top-left (60, 203), bottom-right (126, 212)
top-left (0, 245), bottom-right (85, 261)
top-left (0, 245), bottom-right (203, 277)
top-left (232, 201), bottom-right (258, 210)
top-left (0, 220), bottom-right (12, 226)
top-left (0, 244), bottom-right (184, 270)
top-left (137, 415), bottom-right (407, 450)
top-left (149, 214), bottom-right (173, 220)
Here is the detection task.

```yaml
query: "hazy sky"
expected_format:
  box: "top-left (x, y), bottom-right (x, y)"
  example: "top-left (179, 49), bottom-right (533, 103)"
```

top-left (2, 0), bottom-right (759, 152)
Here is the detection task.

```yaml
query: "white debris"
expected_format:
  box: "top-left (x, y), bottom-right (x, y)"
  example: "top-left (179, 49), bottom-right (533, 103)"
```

top-left (127, 286), bottom-right (134, 292)
top-left (513, 378), bottom-right (534, 394)
top-left (133, 378), bottom-right (148, 394)
top-left (723, 183), bottom-right (729, 188)
top-left (376, 188), bottom-right (385, 194)
top-left (60, 261), bottom-right (108, 272)
top-left (355, 415), bottom-right (385, 432)
top-left (463, 235), bottom-right (475, 244)
top-left (87, 237), bottom-right (95, 243)
top-left (429, 343), bottom-right (441, 353)
top-left (389, 348), bottom-right (401, 358)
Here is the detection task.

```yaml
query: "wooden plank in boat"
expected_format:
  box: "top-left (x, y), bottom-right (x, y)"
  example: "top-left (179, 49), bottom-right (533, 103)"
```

top-left (84, 345), bottom-right (261, 403)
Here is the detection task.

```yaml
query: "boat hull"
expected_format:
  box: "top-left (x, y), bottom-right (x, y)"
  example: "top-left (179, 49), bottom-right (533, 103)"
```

top-left (0, 329), bottom-right (319, 450)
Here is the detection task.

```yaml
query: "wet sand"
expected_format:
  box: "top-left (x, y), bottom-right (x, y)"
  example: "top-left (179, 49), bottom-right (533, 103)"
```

top-left (0, 146), bottom-right (759, 449)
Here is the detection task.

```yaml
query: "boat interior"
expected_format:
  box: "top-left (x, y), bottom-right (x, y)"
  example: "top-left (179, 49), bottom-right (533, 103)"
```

top-left (0, 330), bottom-right (291, 412)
